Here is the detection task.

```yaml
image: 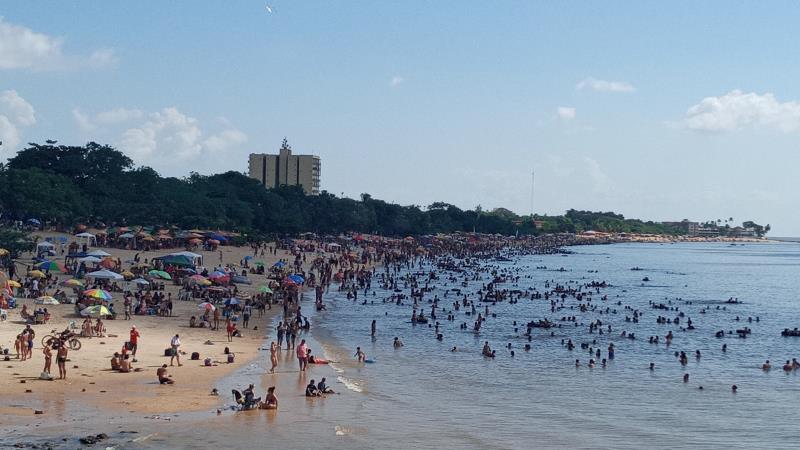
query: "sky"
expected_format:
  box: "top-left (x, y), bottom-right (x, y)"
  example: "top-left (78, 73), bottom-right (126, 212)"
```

top-left (2, 1), bottom-right (800, 235)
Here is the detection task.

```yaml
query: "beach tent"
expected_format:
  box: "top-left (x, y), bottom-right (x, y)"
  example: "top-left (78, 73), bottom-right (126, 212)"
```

top-left (36, 241), bottom-right (56, 255)
top-left (153, 254), bottom-right (195, 267)
top-left (78, 256), bottom-right (102, 264)
top-left (167, 251), bottom-right (203, 267)
top-left (86, 269), bottom-right (124, 280)
top-left (75, 232), bottom-right (97, 245)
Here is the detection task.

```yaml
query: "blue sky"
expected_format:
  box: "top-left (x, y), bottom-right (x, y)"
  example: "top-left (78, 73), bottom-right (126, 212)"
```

top-left (2, 1), bottom-right (799, 234)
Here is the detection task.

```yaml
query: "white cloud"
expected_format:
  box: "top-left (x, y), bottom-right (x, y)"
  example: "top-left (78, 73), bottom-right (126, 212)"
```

top-left (556, 106), bottom-right (576, 121)
top-left (684, 90), bottom-right (800, 132)
top-left (95, 107), bottom-right (143, 124)
top-left (582, 157), bottom-right (612, 194)
top-left (389, 76), bottom-right (404, 87)
top-left (576, 77), bottom-right (636, 93)
top-left (0, 90), bottom-right (36, 151)
top-left (72, 108), bottom-right (96, 132)
top-left (73, 107), bottom-right (144, 133)
top-left (118, 107), bottom-right (247, 167)
top-left (204, 129), bottom-right (248, 152)
top-left (0, 16), bottom-right (116, 70)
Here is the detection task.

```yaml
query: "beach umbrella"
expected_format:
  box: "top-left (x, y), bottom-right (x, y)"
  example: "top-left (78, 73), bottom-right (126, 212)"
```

top-left (131, 278), bottom-right (151, 286)
top-left (198, 302), bottom-right (216, 312)
top-left (35, 261), bottom-right (66, 273)
top-left (80, 305), bottom-right (111, 318)
top-left (208, 239), bottom-right (220, 245)
top-left (29, 270), bottom-right (46, 279)
top-left (118, 232), bottom-right (135, 239)
top-left (244, 255), bottom-right (253, 261)
top-left (86, 269), bottom-right (124, 280)
top-left (258, 285), bottom-right (273, 294)
top-left (0, 248), bottom-right (9, 256)
top-left (86, 250), bottom-right (111, 257)
top-left (120, 270), bottom-right (135, 280)
top-left (288, 274), bottom-right (305, 284)
top-left (272, 261), bottom-right (286, 268)
top-left (6, 280), bottom-right (21, 288)
top-left (282, 278), bottom-right (297, 286)
top-left (60, 278), bottom-right (84, 288)
top-left (99, 257), bottom-right (116, 269)
top-left (35, 296), bottom-right (59, 305)
top-left (254, 261), bottom-right (265, 267)
top-left (224, 298), bottom-right (241, 306)
top-left (83, 289), bottom-right (112, 301)
top-left (148, 270), bottom-right (172, 280)
top-left (179, 268), bottom-right (197, 275)
top-left (27, 218), bottom-right (41, 225)
top-left (231, 275), bottom-right (252, 285)
top-left (189, 275), bottom-right (211, 286)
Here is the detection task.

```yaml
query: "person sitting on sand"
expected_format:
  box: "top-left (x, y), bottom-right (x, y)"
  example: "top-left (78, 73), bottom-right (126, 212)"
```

top-left (110, 352), bottom-right (121, 371)
top-left (306, 380), bottom-right (321, 397)
top-left (189, 316), bottom-right (197, 328)
top-left (157, 364), bottom-right (174, 384)
top-left (317, 377), bottom-right (335, 394)
top-left (119, 354), bottom-right (132, 373)
top-left (259, 386), bottom-right (278, 410)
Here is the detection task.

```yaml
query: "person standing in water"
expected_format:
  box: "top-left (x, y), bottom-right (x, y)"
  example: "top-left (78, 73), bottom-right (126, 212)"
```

top-left (355, 346), bottom-right (366, 362)
top-left (269, 341), bottom-right (278, 374)
top-left (371, 320), bottom-right (377, 337)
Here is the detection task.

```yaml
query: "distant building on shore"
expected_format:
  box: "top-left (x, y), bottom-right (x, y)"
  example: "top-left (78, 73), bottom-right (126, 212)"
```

top-left (663, 220), bottom-right (700, 235)
top-left (248, 138), bottom-right (321, 195)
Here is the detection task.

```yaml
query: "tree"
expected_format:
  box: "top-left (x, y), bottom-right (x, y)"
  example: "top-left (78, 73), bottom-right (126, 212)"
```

top-left (0, 228), bottom-right (36, 258)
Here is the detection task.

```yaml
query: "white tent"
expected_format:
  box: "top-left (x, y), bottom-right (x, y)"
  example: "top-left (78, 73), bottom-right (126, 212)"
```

top-left (86, 250), bottom-right (111, 257)
top-left (78, 256), bottom-right (102, 264)
top-left (74, 232), bottom-right (97, 247)
top-left (86, 269), bottom-right (123, 280)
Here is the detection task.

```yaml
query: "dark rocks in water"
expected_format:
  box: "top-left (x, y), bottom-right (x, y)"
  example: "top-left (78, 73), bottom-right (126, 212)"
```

top-left (79, 433), bottom-right (108, 446)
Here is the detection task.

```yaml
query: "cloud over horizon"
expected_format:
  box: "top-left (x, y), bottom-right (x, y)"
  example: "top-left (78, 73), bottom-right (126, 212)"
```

top-left (0, 90), bottom-right (36, 152)
top-left (684, 90), bottom-right (800, 132)
top-left (0, 16), bottom-right (116, 71)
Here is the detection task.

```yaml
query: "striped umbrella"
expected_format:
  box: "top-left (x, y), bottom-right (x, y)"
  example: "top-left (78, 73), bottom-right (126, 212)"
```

top-left (83, 289), bottom-right (112, 301)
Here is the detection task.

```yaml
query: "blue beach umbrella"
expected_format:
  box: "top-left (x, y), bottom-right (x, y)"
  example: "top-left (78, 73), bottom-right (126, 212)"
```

top-left (288, 274), bottom-right (305, 284)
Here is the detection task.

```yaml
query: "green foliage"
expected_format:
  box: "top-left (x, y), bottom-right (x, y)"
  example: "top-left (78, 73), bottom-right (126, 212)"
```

top-left (0, 228), bottom-right (36, 258)
top-left (0, 142), bottom-right (726, 237)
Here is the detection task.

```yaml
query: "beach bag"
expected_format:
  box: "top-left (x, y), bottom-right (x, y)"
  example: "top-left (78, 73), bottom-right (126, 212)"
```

top-left (164, 348), bottom-right (173, 357)
top-left (227, 353), bottom-right (235, 363)
top-left (191, 352), bottom-right (200, 360)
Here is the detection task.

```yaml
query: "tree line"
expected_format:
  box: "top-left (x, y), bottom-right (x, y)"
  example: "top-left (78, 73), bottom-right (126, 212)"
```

top-left (0, 142), bottom-right (696, 237)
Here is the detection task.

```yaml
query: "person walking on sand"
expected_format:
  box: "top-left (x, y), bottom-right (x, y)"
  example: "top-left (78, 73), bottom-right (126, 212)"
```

top-left (297, 339), bottom-right (308, 371)
top-left (170, 334), bottom-right (183, 366)
top-left (56, 341), bottom-right (68, 379)
top-left (269, 341), bottom-right (278, 374)
top-left (129, 325), bottom-right (140, 362)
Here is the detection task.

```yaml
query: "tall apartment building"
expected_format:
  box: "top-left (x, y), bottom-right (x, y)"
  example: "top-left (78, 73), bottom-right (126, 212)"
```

top-left (248, 139), bottom-right (321, 195)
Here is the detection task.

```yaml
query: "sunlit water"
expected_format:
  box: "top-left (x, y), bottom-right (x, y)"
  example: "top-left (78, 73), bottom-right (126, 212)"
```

top-left (6, 242), bottom-right (799, 449)
top-left (310, 242), bottom-right (800, 449)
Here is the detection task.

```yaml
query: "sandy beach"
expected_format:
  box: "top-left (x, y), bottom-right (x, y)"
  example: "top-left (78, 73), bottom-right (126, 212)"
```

top-left (0, 232), bottom-right (300, 423)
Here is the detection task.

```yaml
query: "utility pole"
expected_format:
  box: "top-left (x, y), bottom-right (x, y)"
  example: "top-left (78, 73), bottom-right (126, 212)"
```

top-left (530, 169), bottom-right (535, 217)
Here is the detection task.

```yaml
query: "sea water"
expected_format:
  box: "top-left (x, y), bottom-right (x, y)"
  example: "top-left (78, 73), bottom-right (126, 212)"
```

top-left (306, 242), bottom-right (800, 449)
